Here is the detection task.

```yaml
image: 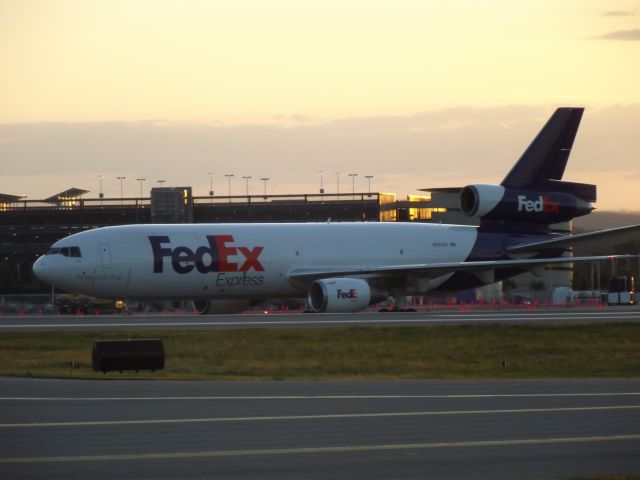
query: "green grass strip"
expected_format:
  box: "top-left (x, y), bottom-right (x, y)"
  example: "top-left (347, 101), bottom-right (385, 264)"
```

top-left (1, 323), bottom-right (639, 380)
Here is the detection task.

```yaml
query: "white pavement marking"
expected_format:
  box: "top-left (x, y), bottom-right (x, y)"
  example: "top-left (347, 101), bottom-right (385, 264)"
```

top-left (2, 392), bottom-right (640, 402)
top-left (1, 310), bottom-right (639, 329)
top-left (2, 405), bottom-right (639, 428)
top-left (2, 434), bottom-right (640, 464)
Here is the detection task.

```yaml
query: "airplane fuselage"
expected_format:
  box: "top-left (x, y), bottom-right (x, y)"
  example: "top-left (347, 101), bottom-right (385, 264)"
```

top-left (34, 222), bottom-right (481, 300)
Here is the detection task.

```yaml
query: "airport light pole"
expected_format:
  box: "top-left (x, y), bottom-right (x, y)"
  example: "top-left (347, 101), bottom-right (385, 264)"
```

top-left (117, 176), bottom-right (126, 201)
top-left (225, 174), bottom-right (234, 202)
top-left (365, 175), bottom-right (373, 196)
top-left (157, 179), bottom-right (166, 188)
top-left (348, 173), bottom-right (358, 198)
top-left (242, 176), bottom-right (252, 197)
top-left (136, 178), bottom-right (146, 199)
top-left (97, 175), bottom-right (104, 203)
top-left (260, 177), bottom-right (269, 198)
top-left (208, 173), bottom-right (214, 197)
top-left (637, 254), bottom-right (640, 301)
top-left (335, 172), bottom-right (340, 196)
top-left (318, 170), bottom-right (324, 198)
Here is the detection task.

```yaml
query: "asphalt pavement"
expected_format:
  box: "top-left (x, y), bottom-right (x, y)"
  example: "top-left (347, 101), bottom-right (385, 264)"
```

top-left (1, 378), bottom-right (640, 479)
top-left (1, 306), bottom-right (640, 331)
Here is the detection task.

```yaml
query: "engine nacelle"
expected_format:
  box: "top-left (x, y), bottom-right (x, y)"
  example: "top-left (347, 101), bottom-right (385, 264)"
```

top-left (460, 184), bottom-right (506, 217)
top-left (307, 278), bottom-right (373, 313)
top-left (192, 299), bottom-right (252, 314)
top-left (460, 184), bottom-right (593, 224)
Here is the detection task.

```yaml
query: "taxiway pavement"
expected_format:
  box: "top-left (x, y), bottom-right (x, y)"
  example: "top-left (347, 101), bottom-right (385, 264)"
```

top-left (1, 378), bottom-right (640, 479)
top-left (0, 306), bottom-right (639, 331)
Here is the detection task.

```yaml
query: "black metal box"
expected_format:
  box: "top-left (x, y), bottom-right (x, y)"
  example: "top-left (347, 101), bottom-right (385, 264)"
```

top-left (92, 339), bottom-right (165, 373)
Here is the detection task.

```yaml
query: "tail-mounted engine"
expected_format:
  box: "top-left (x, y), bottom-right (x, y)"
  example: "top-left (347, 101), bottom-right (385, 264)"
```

top-left (460, 183), bottom-right (594, 224)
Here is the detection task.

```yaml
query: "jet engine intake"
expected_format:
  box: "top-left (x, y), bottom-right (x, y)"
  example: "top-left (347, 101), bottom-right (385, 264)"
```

top-left (460, 184), bottom-right (506, 217)
top-left (307, 278), bottom-right (375, 313)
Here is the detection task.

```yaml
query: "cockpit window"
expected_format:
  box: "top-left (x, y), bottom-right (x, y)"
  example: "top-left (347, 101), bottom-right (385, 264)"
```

top-left (47, 246), bottom-right (82, 257)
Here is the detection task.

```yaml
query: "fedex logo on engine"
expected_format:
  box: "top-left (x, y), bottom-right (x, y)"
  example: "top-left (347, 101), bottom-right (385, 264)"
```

top-left (517, 195), bottom-right (560, 213)
top-left (337, 288), bottom-right (358, 300)
top-left (149, 235), bottom-right (264, 274)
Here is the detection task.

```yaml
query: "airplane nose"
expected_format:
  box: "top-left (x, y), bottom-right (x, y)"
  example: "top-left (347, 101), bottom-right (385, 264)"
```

top-left (33, 256), bottom-right (52, 284)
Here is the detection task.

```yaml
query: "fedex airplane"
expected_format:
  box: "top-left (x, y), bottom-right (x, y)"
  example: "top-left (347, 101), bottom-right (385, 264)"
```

top-left (33, 108), bottom-right (640, 314)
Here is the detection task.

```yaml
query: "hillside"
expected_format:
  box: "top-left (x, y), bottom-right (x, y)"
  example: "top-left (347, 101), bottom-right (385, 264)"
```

top-left (573, 211), bottom-right (640, 233)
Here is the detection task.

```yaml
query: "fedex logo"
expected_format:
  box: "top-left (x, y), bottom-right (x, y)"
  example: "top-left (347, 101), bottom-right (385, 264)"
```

top-left (337, 288), bottom-right (358, 300)
top-left (517, 195), bottom-right (560, 213)
top-left (149, 235), bottom-right (264, 274)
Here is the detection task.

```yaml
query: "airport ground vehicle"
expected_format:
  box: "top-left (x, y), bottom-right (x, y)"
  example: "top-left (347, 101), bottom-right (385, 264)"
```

top-left (54, 294), bottom-right (126, 314)
top-left (607, 276), bottom-right (636, 305)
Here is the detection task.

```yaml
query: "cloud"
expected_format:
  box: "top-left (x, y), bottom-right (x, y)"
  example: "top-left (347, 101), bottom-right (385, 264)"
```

top-left (1, 105), bottom-right (639, 210)
top-left (594, 28), bottom-right (640, 40)
top-left (603, 10), bottom-right (636, 17)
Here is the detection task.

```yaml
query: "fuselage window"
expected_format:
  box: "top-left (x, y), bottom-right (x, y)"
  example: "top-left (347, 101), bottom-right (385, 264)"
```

top-left (60, 247), bottom-right (70, 257)
top-left (70, 246), bottom-right (81, 257)
top-left (47, 247), bottom-right (60, 255)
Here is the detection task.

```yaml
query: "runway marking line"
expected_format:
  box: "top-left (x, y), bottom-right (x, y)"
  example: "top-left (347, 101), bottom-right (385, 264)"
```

top-left (1, 310), bottom-right (639, 329)
top-left (2, 405), bottom-right (640, 428)
top-left (2, 434), bottom-right (640, 464)
top-left (2, 392), bottom-right (640, 402)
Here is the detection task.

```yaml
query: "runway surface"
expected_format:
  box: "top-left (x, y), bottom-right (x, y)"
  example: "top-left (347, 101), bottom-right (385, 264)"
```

top-left (1, 377), bottom-right (640, 479)
top-left (1, 306), bottom-right (640, 331)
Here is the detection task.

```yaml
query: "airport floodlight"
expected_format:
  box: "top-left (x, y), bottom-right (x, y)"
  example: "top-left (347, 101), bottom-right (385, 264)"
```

top-left (365, 175), bottom-right (374, 196)
top-left (225, 174), bottom-right (235, 202)
top-left (260, 177), bottom-right (270, 198)
top-left (116, 176), bottom-right (127, 200)
top-left (348, 173), bottom-right (358, 197)
top-left (208, 173), bottom-right (214, 196)
top-left (136, 178), bottom-right (146, 199)
top-left (242, 176), bottom-right (252, 196)
top-left (97, 175), bottom-right (104, 200)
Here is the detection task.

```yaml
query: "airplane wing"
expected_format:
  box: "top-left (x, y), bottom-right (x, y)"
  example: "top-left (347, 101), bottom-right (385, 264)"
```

top-left (507, 224), bottom-right (640, 254)
top-left (288, 254), bottom-right (635, 282)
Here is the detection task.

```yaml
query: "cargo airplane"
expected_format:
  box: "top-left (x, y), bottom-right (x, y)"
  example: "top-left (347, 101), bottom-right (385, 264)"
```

top-left (34, 108), bottom-right (640, 313)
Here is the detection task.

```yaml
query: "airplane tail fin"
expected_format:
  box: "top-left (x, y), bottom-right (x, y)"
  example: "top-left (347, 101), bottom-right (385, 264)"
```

top-left (500, 107), bottom-right (595, 202)
top-left (502, 107), bottom-right (583, 187)
top-left (459, 107), bottom-right (596, 229)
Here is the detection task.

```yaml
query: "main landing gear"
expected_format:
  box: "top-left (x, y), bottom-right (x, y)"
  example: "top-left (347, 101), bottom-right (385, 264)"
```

top-left (377, 293), bottom-right (417, 313)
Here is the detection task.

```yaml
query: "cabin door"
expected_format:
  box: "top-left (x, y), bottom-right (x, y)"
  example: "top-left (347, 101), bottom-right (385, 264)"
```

top-left (99, 244), bottom-right (112, 269)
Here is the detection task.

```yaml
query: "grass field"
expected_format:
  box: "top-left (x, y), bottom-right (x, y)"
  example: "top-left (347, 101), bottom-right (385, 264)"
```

top-left (1, 323), bottom-right (639, 380)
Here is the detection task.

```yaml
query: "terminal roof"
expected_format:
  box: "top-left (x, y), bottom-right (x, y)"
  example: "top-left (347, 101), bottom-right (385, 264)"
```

top-left (44, 188), bottom-right (90, 204)
top-left (418, 187), bottom-right (461, 194)
top-left (0, 193), bottom-right (26, 203)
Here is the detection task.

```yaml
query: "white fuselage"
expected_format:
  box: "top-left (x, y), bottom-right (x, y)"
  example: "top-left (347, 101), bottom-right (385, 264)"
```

top-left (33, 222), bottom-right (479, 300)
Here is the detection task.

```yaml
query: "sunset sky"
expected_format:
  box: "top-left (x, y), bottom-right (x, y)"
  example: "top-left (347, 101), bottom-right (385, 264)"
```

top-left (1, 0), bottom-right (638, 209)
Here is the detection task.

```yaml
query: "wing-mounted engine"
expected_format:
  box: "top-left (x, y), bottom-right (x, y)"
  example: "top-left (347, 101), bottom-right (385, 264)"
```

top-left (307, 278), bottom-right (386, 313)
top-left (460, 183), bottom-right (594, 224)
